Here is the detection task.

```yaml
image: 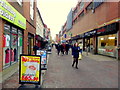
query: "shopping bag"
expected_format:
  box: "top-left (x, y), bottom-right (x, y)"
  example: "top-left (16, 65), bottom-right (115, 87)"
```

top-left (78, 53), bottom-right (82, 60)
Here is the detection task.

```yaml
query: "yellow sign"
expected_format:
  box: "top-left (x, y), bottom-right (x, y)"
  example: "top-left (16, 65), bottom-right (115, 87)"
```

top-left (19, 55), bottom-right (41, 84)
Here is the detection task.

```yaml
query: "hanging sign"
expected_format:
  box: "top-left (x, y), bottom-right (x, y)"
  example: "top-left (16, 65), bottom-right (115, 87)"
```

top-left (19, 55), bottom-right (41, 84)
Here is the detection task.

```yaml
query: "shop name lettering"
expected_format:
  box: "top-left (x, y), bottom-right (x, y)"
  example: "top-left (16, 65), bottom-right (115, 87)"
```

top-left (97, 28), bottom-right (105, 33)
top-left (0, 0), bottom-right (25, 27)
top-left (22, 75), bottom-right (38, 81)
top-left (99, 48), bottom-right (114, 52)
top-left (106, 49), bottom-right (113, 52)
top-left (22, 57), bottom-right (40, 63)
top-left (0, 0), bottom-right (16, 21)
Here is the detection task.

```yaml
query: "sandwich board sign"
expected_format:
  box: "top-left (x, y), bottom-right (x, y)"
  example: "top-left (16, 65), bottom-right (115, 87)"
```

top-left (19, 55), bottom-right (41, 84)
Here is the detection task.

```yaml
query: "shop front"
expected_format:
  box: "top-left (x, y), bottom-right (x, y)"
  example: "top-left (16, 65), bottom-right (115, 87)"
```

top-left (28, 33), bottom-right (34, 55)
top-left (97, 22), bottom-right (118, 58)
top-left (0, 0), bottom-right (26, 69)
top-left (83, 30), bottom-right (97, 54)
top-left (35, 35), bottom-right (43, 49)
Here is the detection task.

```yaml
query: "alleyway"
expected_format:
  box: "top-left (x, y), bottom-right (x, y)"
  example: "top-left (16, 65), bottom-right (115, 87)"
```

top-left (43, 47), bottom-right (118, 88)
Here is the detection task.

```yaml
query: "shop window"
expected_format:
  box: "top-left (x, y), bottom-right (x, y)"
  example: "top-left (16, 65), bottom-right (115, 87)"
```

top-left (98, 34), bottom-right (117, 57)
top-left (11, 27), bottom-right (18, 64)
top-left (3, 24), bottom-right (11, 68)
top-left (17, 0), bottom-right (23, 6)
top-left (3, 24), bottom-right (23, 69)
top-left (18, 30), bottom-right (23, 61)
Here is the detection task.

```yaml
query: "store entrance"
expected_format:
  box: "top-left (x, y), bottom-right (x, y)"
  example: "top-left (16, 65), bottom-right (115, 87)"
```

top-left (28, 34), bottom-right (34, 55)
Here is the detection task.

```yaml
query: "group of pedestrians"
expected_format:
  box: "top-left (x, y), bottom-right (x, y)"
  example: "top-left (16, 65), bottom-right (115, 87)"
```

top-left (55, 43), bottom-right (70, 56)
top-left (55, 42), bottom-right (82, 69)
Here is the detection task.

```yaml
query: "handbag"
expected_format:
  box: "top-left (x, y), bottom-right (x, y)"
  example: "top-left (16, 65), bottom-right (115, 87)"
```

top-left (78, 53), bottom-right (82, 60)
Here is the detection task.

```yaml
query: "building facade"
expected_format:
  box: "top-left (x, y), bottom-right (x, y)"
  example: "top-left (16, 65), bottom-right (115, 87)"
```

top-left (64, 1), bottom-right (120, 59)
top-left (36, 7), bottom-right (44, 48)
top-left (0, 0), bottom-right (37, 83)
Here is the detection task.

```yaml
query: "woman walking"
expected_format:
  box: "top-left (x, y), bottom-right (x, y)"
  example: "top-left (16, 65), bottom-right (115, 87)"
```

top-left (71, 43), bottom-right (80, 69)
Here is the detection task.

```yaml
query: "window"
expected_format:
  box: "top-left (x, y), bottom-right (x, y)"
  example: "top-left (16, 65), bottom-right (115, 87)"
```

top-left (93, 0), bottom-right (105, 9)
top-left (86, 2), bottom-right (93, 12)
top-left (3, 24), bottom-right (23, 69)
top-left (79, 2), bottom-right (84, 11)
top-left (30, 0), bottom-right (34, 20)
top-left (98, 34), bottom-right (117, 57)
top-left (78, 11), bottom-right (84, 18)
top-left (17, 0), bottom-right (22, 6)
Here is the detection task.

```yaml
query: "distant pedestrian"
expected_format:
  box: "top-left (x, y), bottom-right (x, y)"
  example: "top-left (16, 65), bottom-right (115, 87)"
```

top-left (65, 43), bottom-right (70, 55)
top-left (56, 43), bottom-right (61, 55)
top-left (71, 43), bottom-right (80, 69)
top-left (33, 45), bottom-right (39, 55)
top-left (60, 44), bottom-right (64, 55)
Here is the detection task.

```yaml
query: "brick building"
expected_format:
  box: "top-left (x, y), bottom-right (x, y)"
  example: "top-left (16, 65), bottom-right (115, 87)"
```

top-left (0, 0), bottom-right (37, 83)
top-left (65, 1), bottom-right (120, 59)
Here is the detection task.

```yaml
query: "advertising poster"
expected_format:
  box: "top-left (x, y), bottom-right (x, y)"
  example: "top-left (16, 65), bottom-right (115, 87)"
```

top-left (19, 55), bottom-right (41, 84)
top-left (37, 50), bottom-right (47, 65)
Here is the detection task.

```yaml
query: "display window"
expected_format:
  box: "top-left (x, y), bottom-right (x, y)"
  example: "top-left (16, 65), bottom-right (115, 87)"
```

top-left (18, 30), bottom-right (23, 60)
top-left (90, 38), bottom-right (93, 52)
top-left (11, 27), bottom-right (18, 63)
top-left (3, 24), bottom-right (11, 68)
top-left (3, 24), bottom-right (23, 69)
top-left (98, 34), bottom-right (117, 57)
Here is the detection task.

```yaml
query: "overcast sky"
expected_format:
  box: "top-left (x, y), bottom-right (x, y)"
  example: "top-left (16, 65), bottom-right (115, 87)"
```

top-left (37, 0), bottom-right (78, 40)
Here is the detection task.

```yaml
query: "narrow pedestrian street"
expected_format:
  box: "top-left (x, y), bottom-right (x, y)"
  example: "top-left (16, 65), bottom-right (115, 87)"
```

top-left (43, 47), bottom-right (118, 88)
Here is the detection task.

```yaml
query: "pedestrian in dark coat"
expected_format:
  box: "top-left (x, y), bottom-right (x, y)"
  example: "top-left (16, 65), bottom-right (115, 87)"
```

top-left (65, 43), bottom-right (70, 55)
top-left (56, 44), bottom-right (61, 55)
top-left (71, 43), bottom-right (80, 69)
top-left (33, 45), bottom-right (39, 55)
top-left (60, 44), bottom-right (64, 55)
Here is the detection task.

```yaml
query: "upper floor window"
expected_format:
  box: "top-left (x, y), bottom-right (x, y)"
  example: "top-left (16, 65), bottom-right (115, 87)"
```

top-left (17, 0), bottom-right (22, 6)
top-left (78, 11), bottom-right (84, 18)
top-left (93, 0), bottom-right (105, 9)
top-left (79, 2), bottom-right (84, 11)
top-left (30, 0), bottom-right (34, 20)
top-left (86, 2), bottom-right (93, 12)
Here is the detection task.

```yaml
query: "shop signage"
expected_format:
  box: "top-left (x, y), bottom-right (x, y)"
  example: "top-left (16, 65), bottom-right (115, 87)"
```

top-left (84, 30), bottom-right (96, 37)
top-left (97, 28), bottom-right (105, 35)
top-left (97, 23), bottom-right (118, 35)
top-left (19, 55), bottom-right (41, 84)
top-left (71, 34), bottom-right (84, 40)
top-left (0, 0), bottom-right (26, 29)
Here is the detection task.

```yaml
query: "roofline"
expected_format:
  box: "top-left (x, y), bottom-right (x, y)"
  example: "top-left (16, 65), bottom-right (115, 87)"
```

top-left (36, 7), bottom-right (44, 25)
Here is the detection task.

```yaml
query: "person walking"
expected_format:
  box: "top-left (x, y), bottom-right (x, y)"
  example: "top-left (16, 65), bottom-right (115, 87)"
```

top-left (71, 43), bottom-right (80, 69)
top-left (56, 43), bottom-right (61, 55)
top-left (33, 45), bottom-right (39, 55)
top-left (60, 44), bottom-right (64, 55)
top-left (65, 43), bottom-right (70, 55)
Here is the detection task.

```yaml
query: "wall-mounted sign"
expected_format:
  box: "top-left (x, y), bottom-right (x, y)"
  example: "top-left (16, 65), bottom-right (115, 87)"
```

top-left (97, 23), bottom-right (118, 35)
top-left (84, 30), bottom-right (96, 37)
top-left (0, 0), bottom-right (26, 29)
top-left (19, 55), bottom-right (41, 84)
